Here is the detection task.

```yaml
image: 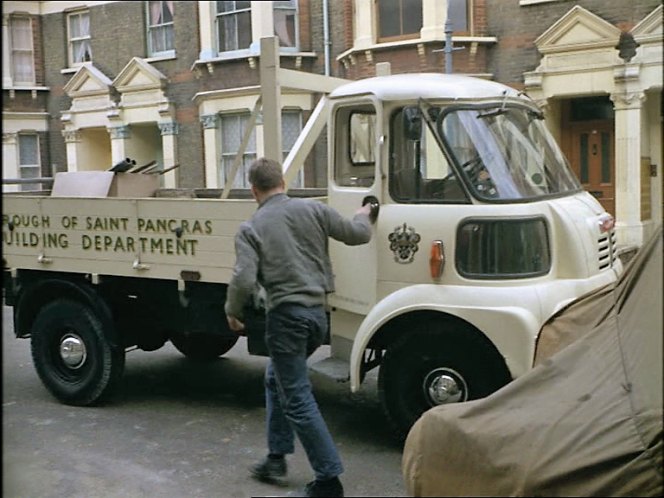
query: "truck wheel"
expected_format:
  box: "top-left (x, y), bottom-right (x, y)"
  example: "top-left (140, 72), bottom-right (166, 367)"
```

top-left (30, 299), bottom-right (125, 406)
top-left (170, 333), bottom-right (238, 361)
top-left (378, 326), bottom-right (511, 441)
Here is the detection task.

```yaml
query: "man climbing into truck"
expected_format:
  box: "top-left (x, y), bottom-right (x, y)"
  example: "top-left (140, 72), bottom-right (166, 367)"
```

top-left (224, 157), bottom-right (373, 497)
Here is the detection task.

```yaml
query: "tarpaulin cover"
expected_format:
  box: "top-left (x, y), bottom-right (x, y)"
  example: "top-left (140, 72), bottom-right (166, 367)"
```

top-left (402, 226), bottom-right (663, 497)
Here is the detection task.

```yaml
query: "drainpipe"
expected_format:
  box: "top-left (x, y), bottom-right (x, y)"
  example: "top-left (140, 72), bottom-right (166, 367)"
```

top-left (323, 0), bottom-right (330, 76)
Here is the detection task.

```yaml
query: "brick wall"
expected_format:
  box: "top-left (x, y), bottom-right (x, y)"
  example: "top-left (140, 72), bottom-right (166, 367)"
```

top-left (486, 0), bottom-right (662, 89)
top-left (336, 0), bottom-right (491, 80)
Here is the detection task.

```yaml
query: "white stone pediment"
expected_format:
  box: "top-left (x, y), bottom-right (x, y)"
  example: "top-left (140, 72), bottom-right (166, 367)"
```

top-left (535, 5), bottom-right (621, 54)
top-left (63, 63), bottom-right (113, 98)
top-left (113, 57), bottom-right (168, 93)
top-left (631, 5), bottom-right (663, 43)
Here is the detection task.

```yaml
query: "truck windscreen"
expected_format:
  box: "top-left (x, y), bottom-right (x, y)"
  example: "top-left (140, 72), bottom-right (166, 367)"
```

top-left (438, 105), bottom-right (581, 201)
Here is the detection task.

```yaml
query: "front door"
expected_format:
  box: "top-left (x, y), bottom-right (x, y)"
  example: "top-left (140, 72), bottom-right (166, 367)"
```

top-left (567, 121), bottom-right (615, 216)
top-left (327, 99), bottom-right (382, 316)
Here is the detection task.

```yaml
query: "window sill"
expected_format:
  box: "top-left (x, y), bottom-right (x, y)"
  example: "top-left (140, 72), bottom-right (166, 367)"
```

top-left (519, 0), bottom-right (562, 5)
top-left (192, 50), bottom-right (317, 74)
top-left (337, 36), bottom-right (497, 62)
top-left (4, 86), bottom-right (50, 99)
top-left (145, 52), bottom-right (177, 63)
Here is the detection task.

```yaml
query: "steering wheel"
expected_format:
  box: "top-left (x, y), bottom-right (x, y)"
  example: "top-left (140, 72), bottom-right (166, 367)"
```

top-left (460, 155), bottom-right (484, 183)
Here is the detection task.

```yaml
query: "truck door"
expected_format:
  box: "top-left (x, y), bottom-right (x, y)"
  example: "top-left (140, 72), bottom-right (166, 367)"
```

top-left (327, 99), bottom-right (382, 315)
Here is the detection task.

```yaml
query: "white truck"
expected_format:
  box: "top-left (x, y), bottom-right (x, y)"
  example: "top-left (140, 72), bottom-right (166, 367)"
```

top-left (2, 72), bottom-right (621, 438)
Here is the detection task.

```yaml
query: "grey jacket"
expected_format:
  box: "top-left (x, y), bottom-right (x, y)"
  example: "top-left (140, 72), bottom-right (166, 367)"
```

top-left (225, 193), bottom-right (372, 318)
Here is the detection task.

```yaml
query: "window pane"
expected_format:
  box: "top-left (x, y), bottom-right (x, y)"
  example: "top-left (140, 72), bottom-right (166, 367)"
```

top-left (571, 97), bottom-right (614, 121)
top-left (217, 2), bottom-right (251, 52)
top-left (72, 40), bottom-right (92, 63)
top-left (402, 0), bottom-right (423, 34)
top-left (11, 18), bottom-right (32, 49)
top-left (19, 135), bottom-right (38, 165)
top-left (11, 18), bottom-right (35, 83)
top-left (274, 0), bottom-right (297, 48)
top-left (282, 111), bottom-right (303, 187)
top-left (237, 11), bottom-right (251, 49)
top-left (601, 132), bottom-right (611, 183)
top-left (378, 1), bottom-right (400, 38)
top-left (163, 1), bottom-right (174, 23)
top-left (579, 133), bottom-right (589, 183)
top-left (221, 114), bottom-right (256, 188)
top-left (457, 219), bottom-right (551, 278)
top-left (282, 111), bottom-right (301, 152)
top-left (448, 0), bottom-right (468, 32)
top-left (350, 113), bottom-right (375, 165)
top-left (69, 14), bottom-right (81, 38)
top-left (12, 52), bottom-right (34, 82)
top-left (20, 166), bottom-right (40, 179)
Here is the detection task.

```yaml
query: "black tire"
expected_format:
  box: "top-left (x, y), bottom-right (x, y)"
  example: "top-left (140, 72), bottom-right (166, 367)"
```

top-left (30, 299), bottom-right (125, 406)
top-left (170, 333), bottom-right (238, 361)
top-left (378, 323), bottom-right (511, 441)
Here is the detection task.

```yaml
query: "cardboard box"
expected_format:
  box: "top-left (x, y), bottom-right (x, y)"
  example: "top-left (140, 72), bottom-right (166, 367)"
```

top-left (51, 171), bottom-right (158, 198)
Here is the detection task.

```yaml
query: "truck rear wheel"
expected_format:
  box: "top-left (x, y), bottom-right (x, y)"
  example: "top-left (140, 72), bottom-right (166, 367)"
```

top-left (30, 299), bottom-right (125, 406)
top-left (170, 333), bottom-right (238, 361)
top-left (378, 325), bottom-right (511, 441)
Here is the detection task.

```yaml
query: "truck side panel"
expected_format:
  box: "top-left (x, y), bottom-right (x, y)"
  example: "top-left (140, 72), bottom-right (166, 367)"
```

top-left (2, 196), bottom-right (257, 283)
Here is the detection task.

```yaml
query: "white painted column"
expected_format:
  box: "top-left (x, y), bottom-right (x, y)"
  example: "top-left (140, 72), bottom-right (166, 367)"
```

top-left (251, 1), bottom-right (274, 52)
top-left (200, 114), bottom-right (220, 188)
top-left (198, 1), bottom-right (216, 59)
top-left (107, 125), bottom-right (131, 169)
top-left (158, 122), bottom-right (179, 188)
top-left (421, 0), bottom-right (446, 40)
top-left (353, 0), bottom-right (375, 49)
top-left (2, 15), bottom-right (13, 88)
top-left (2, 132), bottom-right (19, 192)
top-left (63, 129), bottom-right (83, 172)
top-left (611, 90), bottom-right (646, 248)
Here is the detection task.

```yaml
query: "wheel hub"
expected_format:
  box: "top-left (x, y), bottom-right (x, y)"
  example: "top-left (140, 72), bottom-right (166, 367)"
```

top-left (423, 367), bottom-right (468, 406)
top-left (59, 333), bottom-right (87, 369)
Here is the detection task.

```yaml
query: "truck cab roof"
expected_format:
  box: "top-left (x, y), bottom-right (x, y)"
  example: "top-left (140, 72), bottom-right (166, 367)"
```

top-left (329, 73), bottom-right (523, 102)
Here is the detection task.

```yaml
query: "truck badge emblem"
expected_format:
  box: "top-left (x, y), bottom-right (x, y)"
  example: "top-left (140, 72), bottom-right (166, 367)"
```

top-left (388, 223), bottom-right (421, 264)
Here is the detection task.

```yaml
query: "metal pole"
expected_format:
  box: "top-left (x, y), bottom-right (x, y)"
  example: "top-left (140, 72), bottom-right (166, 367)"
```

top-left (444, 18), bottom-right (453, 74)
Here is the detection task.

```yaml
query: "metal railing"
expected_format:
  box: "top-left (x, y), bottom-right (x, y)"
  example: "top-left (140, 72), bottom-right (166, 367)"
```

top-left (2, 177), bottom-right (54, 186)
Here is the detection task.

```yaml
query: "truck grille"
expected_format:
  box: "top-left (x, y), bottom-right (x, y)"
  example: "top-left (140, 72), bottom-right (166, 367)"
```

top-left (598, 229), bottom-right (617, 270)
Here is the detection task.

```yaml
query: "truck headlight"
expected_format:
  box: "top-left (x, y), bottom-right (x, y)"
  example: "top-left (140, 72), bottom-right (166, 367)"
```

top-left (456, 217), bottom-right (550, 279)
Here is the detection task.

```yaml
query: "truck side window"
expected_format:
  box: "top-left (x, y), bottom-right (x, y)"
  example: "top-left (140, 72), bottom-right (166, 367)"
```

top-left (390, 107), bottom-right (468, 203)
top-left (334, 105), bottom-right (376, 188)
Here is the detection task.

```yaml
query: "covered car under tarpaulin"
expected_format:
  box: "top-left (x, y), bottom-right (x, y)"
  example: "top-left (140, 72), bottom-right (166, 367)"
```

top-left (402, 226), bottom-right (663, 497)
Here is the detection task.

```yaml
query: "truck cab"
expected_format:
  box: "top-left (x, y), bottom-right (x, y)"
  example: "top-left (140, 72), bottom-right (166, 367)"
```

top-left (318, 73), bottom-right (621, 436)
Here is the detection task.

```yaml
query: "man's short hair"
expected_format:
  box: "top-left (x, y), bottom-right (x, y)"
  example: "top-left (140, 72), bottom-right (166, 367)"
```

top-left (248, 158), bottom-right (284, 192)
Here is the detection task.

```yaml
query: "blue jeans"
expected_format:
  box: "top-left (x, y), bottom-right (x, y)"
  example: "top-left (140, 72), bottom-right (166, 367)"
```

top-left (264, 303), bottom-right (344, 480)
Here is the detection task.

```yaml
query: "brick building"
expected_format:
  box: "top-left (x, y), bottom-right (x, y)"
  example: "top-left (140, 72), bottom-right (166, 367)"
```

top-left (2, 0), bottom-right (662, 247)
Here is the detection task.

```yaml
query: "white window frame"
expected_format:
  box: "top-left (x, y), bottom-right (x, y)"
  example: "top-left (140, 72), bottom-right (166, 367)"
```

top-left (9, 16), bottom-right (36, 85)
top-left (67, 10), bottom-right (92, 66)
top-left (146, 1), bottom-right (175, 57)
top-left (274, 0), bottom-right (299, 52)
top-left (18, 133), bottom-right (42, 191)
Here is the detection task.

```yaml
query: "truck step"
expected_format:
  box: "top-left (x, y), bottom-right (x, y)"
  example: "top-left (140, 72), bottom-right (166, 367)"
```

top-left (309, 357), bottom-right (350, 383)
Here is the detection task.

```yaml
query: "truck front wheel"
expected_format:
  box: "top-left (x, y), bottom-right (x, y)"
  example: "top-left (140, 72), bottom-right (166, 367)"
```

top-left (30, 299), bottom-right (125, 406)
top-left (378, 326), bottom-right (511, 440)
